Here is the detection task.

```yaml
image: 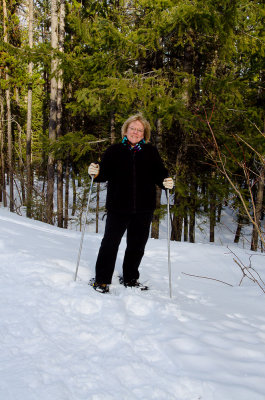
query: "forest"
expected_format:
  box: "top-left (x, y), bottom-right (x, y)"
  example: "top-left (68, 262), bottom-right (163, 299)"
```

top-left (0, 0), bottom-right (264, 250)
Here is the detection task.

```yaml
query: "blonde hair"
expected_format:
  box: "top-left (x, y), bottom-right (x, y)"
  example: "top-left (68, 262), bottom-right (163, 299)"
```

top-left (121, 113), bottom-right (151, 143)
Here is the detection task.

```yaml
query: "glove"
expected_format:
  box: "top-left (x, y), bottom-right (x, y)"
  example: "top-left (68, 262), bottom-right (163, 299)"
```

top-left (163, 177), bottom-right (174, 190)
top-left (88, 163), bottom-right (100, 178)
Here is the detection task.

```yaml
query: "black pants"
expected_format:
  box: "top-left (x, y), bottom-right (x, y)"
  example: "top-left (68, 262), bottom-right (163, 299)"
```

top-left (95, 212), bottom-right (153, 284)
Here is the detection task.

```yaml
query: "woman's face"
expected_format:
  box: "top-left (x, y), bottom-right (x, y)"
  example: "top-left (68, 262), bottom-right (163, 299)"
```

top-left (126, 120), bottom-right (145, 145)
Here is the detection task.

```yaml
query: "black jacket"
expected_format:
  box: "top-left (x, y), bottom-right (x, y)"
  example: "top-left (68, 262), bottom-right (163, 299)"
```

top-left (94, 142), bottom-right (168, 213)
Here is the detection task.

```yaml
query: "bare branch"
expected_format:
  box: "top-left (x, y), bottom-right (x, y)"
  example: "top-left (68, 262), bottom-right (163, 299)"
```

top-left (227, 247), bottom-right (265, 294)
top-left (181, 272), bottom-right (233, 287)
top-left (205, 120), bottom-right (265, 250)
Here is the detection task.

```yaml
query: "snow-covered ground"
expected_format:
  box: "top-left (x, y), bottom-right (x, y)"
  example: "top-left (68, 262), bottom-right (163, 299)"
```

top-left (1, 206), bottom-right (265, 400)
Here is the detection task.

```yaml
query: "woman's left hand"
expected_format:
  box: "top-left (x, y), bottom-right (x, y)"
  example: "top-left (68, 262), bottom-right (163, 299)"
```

top-left (163, 177), bottom-right (174, 189)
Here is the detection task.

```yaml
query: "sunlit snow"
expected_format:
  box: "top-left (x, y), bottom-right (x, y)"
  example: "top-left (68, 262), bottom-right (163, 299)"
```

top-left (0, 206), bottom-right (265, 400)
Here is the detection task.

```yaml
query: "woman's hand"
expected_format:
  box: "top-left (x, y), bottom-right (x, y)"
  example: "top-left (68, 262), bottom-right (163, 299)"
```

top-left (88, 163), bottom-right (100, 178)
top-left (163, 177), bottom-right (174, 190)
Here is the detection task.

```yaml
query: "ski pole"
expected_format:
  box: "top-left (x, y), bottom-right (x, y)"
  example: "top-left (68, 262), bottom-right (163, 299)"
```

top-left (167, 188), bottom-right (172, 298)
top-left (74, 175), bottom-right (94, 281)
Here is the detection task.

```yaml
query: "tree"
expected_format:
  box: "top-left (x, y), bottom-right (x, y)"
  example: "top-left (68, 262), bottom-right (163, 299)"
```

top-left (251, 164), bottom-right (265, 251)
top-left (0, 93), bottom-right (6, 206)
top-left (56, 0), bottom-right (65, 228)
top-left (151, 118), bottom-right (163, 239)
top-left (3, 0), bottom-right (14, 212)
top-left (46, 0), bottom-right (58, 224)
top-left (26, 0), bottom-right (33, 217)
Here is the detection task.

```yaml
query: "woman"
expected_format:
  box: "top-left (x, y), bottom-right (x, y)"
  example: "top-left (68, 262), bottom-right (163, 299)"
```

top-left (88, 113), bottom-right (173, 293)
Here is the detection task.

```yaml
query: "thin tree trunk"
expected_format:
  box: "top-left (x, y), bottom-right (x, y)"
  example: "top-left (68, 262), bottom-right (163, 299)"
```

top-left (171, 193), bottom-right (183, 241)
top-left (171, 163), bottom-right (186, 242)
top-left (26, 0), bottom-right (33, 217)
top-left (151, 187), bottom-right (162, 239)
top-left (202, 180), bottom-right (208, 213)
top-left (42, 69), bottom-right (49, 179)
top-left (57, 160), bottom-right (63, 226)
top-left (189, 182), bottom-right (197, 243)
top-left (64, 82), bottom-right (73, 226)
top-left (171, 37), bottom-right (193, 241)
top-left (94, 112), bottom-right (116, 231)
top-left (46, 0), bottom-right (58, 224)
top-left (171, 168), bottom-right (185, 241)
top-left (56, 0), bottom-right (65, 228)
top-left (189, 208), bottom-right (195, 243)
top-left (3, 0), bottom-right (14, 212)
top-left (151, 118), bottom-right (163, 239)
top-left (0, 93), bottom-right (6, 205)
top-left (251, 166), bottom-right (265, 251)
top-left (6, 82), bottom-right (13, 212)
top-left (209, 190), bottom-right (216, 242)
top-left (217, 202), bottom-right (222, 223)
top-left (183, 207), bottom-right (188, 241)
top-left (15, 89), bottom-right (26, 204)
top-left (72, 172), bottom-right (77, 216)
top-left (64, 158), bottom-right (69, 228)
top-left (171, 212), bottom-right (183, 240)
top-left (234, 213), bottom-right (244, 244)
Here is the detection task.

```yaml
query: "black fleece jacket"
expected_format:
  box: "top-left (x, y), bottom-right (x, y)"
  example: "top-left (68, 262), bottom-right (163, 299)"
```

top-left (94, 142), bottom-right (168, 213)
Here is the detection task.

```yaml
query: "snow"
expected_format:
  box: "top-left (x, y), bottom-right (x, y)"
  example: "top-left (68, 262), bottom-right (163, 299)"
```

top-left (1, 206), bottom-right (265, 400)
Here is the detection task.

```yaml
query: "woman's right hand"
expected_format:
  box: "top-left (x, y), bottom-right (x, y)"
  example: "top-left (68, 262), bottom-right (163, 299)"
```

top-left (88, 163), bottom-right (100, 178)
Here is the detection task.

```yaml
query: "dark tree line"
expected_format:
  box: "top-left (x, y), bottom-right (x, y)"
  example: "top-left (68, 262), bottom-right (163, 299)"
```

top-left (0, 0), bottom-right (264, 250)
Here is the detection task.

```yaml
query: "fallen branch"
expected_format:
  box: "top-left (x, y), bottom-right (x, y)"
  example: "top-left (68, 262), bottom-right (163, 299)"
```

top-left (181, 272), bottom-right (233, 287)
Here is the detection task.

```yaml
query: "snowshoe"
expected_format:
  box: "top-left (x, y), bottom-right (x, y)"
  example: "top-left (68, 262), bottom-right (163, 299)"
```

top-left (119, 276), bottom-right (149, 291)
top-left (89, 278), bottom-right (109, 293)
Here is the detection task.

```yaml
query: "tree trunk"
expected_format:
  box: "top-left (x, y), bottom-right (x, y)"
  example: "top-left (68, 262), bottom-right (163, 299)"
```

top-left (234, 213), bottom-right (244, 244)
top-left (202, 180), bottom-right (208, 213)
top-left (64, 158), bottom-right (69, 229)
top-left (151, 187), bottom-right (162, 239)
top-left (3, 0), bottom-right (14, 212)
top-left (56, 0), bottom-right (65, 228)
top-left (171, 155), bottom-right (186, 242)
top-left (26, 0), bottom-right (33, 217)
top-left (189, 181), bottom-right (197, 243)
top-left (6, 83), bottom-right (13, 212)
top-left (171, 35), bottom-right (193, 241)
top-left (151, 118), bottom-right (163, 239)
top-left (183, 207), bottom-right (188, 241)
top-left (217, 202), bottom-right (222, 223)
top-left (189, 208), bottom-right (195, 243)
top-left (0, 93), bottom-right (6, 206)
top-left (171, 208), bottom-right (183, 241)
top-left (72, 172), bottom-right (77, 216)
top-left (42, 70), bottom-right (49, 179)
top-left (209, 190), bottom-right (216, 242)
top-left (251, 166), bottom-right (265, 251)
top-left (46, 0), bottom-right (58, 224)
top-left (57, 160), bottom-right (63, 227)
top-left (15, 89), bottom-right (26, 205)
